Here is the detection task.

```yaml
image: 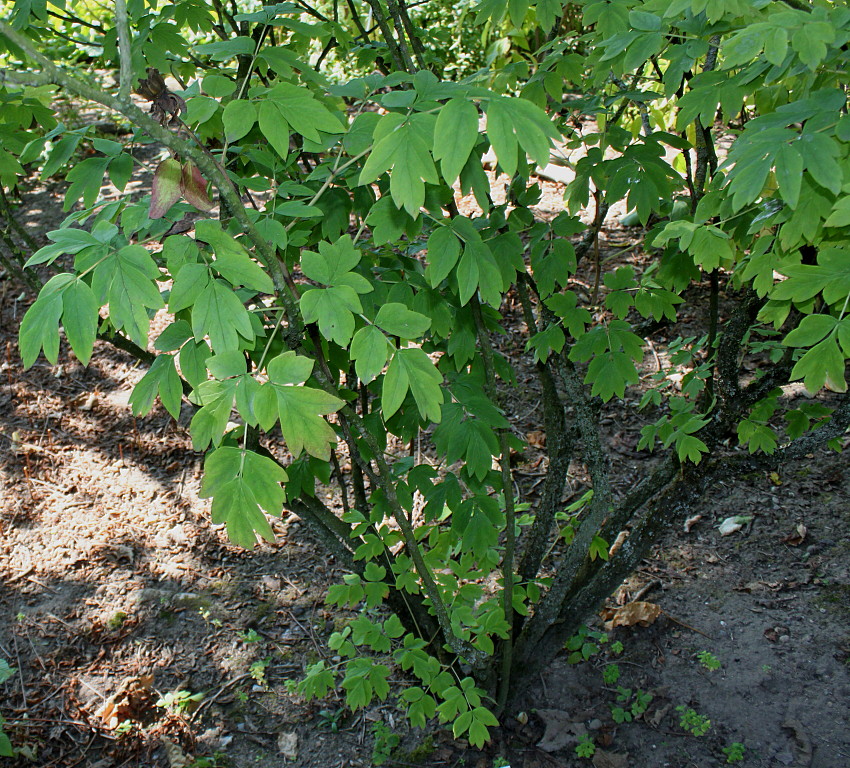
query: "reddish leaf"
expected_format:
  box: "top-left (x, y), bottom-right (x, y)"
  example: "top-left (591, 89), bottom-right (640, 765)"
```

top-left (149, 158), bottom-right (182, 219)
top-left (180, 161), bottom-right (213, 212)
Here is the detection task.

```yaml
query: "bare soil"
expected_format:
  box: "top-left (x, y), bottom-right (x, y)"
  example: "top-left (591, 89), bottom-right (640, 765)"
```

top-left (1, 142), bottom-right (849, 768)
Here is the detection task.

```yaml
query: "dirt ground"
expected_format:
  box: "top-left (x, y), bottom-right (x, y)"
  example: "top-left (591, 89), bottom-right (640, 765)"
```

top-left (1, 138), bottom-right (849, 768)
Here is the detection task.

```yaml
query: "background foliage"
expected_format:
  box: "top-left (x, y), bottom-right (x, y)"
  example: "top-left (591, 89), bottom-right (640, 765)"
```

top-left (1, 0), bottom-right (849, 748)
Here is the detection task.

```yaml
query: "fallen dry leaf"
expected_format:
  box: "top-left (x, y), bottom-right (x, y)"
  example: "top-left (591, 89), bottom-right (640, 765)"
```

top-left (526, 430), bottom-right (546, 449)
top-left (536, 708), bottom-right (587, 752)
top-left (161, 737), bottom-right (192, 768)
top-left (718, 515), bottom-right (751, 536)
top-left (593, 749), bottom-right (629, 768)
top-left (782, 523), bottom-right (807, 546)
top-left (97, 674), bottom-right (159, 729)
top-left (782, 717), bottom-right (813, 767)
top-left (277, 731), bottom-right (298, 760)
top-left (684, 514), bottom-right (702, 532)
top-left (601, 601), bottom-right (662, 631)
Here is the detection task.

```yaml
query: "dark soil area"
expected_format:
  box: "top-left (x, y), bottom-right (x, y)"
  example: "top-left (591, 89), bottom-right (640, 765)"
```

top-left (1, 136), bottom-right (849, 768)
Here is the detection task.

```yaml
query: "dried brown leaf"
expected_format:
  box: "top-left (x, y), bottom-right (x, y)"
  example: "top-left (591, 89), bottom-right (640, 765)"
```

top-left (602, 601), bottom-right (662, 631)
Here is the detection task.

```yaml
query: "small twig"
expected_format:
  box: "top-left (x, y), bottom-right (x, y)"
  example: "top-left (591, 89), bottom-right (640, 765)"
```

top-left (662, 611), bottom-right (713, 639)
top-left (114, 0), bottom-right (132, 103)
top-left (13, 632), bottom-right (27, 709)
top-left (632, 579), bottom-right (661, 602)
top-left (189, 672), bottom-right (251, 722)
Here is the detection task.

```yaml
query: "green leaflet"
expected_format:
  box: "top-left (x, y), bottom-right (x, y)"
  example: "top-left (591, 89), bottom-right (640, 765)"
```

top-left (195, 219), bottom-right (274, 293)
top-left (350, 325), bottom-right (393, 384)
top-left (258, 99), bottom-right (290, 160)
top-left (18, 277), bottom-right (65, 369)
top-left (61, 278), bottom-right (99, 366)
top-left (169, 262), bottom-right (209, 313)
top-left (374, 303), bottom-right (430, 339)
top-left (427, 226), bottom-right (461, 287)
top-left (266, 82), bottom-right (346, 143)
top-left (301, 285), bottom-right (362, 346)
top-left (222, 99), bottom-right (257, 141)
top-left (382, 348), bottom-right (443, 423)
top-left (179, 340), bottom-right (211, 390)
top-left (358, 116), bottom-right (439, 216)
top-left (64, 156), bottom-right (109, 210)
top-left (200, 446), bottom-right (288, 548)
top-left (192, 278), bottom-right (256, 352)
top-left (129, 354), bottom-right (182, 419)
top-left (790, 337), bottom-right (847, 394)
top-left (432, 99), bottom-right (479, 186)
top-left (264, 351), bottom-right (344, 460)
top-left (773, 248), bottom-right (850, 306)
top-left (485, 96), bottom-right (558, 178)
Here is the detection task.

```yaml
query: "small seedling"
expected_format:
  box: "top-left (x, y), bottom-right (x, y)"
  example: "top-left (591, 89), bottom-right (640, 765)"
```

top-left (722, 742), bottom-right (745, 763)
top-left (697, 650), bottom-right (721, 671)
top-left (107, 611), bottom-right (127, 631)
top-left (611, 687), bottom-right (653, 723)
top-left (610, 640), bottom-right (624, 655)
top-left (249, 658), bottom-right (270, 688)
top-left (565, 626), bottom-right (609, 664)
top-left (157, 689), bottom-right (204, 715)
top-left (676, 705), bottom-right (710, 736)
top-left (370, 721), bottom-right (400, 766)
top-left (575, 734), bottom-right (595, 759)
top-left (317, 707), bottom-right (345, 732)
top-left (239, 629), bottom-right (261, 644)
top-left (602, 663), bottom-right (620, 685)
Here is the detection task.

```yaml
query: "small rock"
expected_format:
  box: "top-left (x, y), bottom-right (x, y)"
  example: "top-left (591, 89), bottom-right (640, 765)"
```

top-left (587, 719), bottom-right (603, 731)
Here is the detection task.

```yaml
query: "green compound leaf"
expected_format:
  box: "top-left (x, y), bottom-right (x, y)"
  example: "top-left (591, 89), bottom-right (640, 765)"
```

top-left (92, 245), bottom-right (164, 347)
top-left (129, 354), bottom-right (183, 420)
top-left (266, 351), bottom-right (344, 459)
top-left (200, 446), bottom-right (288, 548)
top-left (382, 348), bottom-right (444, 423)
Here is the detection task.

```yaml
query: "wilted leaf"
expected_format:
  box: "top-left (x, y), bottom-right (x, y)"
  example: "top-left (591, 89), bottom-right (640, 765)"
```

top-left (150, 158), bottom-right (182, 219)
top-left (180, 162), bottom-right (213, 212)
top-left (161, 737), bottom-right (192, 768)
